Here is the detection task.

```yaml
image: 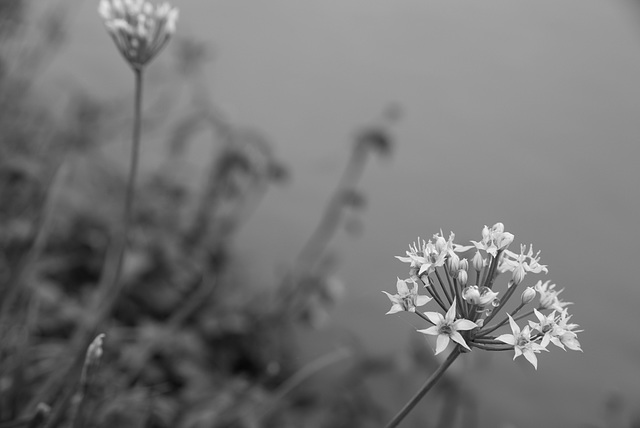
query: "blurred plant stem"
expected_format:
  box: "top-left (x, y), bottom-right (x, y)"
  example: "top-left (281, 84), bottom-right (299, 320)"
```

top-left (384, 346), bottom-right (461, 428)
top-left (27, 68), bottom-right (145, 421)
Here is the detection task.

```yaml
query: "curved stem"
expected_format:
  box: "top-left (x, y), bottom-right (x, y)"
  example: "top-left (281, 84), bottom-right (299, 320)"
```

top-left (384, 347), bottom-right (461, 428)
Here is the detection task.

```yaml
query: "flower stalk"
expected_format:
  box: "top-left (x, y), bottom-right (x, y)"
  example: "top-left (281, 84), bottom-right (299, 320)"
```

top-left (384, 346), bottom-right (461, 428)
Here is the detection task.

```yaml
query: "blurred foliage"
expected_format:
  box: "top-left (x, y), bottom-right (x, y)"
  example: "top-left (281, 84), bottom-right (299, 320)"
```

top-left (0, 3), bottom-right (404, 428)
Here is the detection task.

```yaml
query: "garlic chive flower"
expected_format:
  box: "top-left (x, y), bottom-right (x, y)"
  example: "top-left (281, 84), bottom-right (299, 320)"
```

top-left (418, 298), bottom-right (477, 354)
top-left (382, 278), bottom-right (431, 315)
top-left (497, 315), bottom-right (548, 369)
top-left (99, 0), bottom-right (179, 70)
top-left (501, 244), bottom-right (548, 286)
top-left (471, 222), bottom-right (514, 257)
top-left (395, 237), bottom-right (446, 276)
top-left (534, 280), bottom-right (572, 312)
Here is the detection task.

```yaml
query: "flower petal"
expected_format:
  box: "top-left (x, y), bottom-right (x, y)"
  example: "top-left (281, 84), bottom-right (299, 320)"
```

top-left (444, 298), bottom-right (457, 322)
top-left (415, 295), bottom-right (432, 307)
top-left (417, 326), bottom-right (439, 336)
top-left (453, 318), bottom-right (477, 331)
top-left (449, 330), bottom-right (471, 350)
top-left (523, 349), bottom-right (538, 369)
top-left (385, 304), bottom-right (404, 315)
top-left (496, 334), bottom-right (515, 345)
top-left (435, 334), bottom-right (450, 355)
top-left (423, 311), bottom-right (443, 325)
top-left (396, 278), bottom-right (409, 295)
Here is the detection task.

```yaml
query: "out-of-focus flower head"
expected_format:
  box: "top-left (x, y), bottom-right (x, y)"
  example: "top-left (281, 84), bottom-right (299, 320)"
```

top-left (99, 0), bottom-right (179, 69)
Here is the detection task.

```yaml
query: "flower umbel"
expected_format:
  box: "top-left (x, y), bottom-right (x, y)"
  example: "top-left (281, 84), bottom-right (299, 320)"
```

top-left (383, 223), bottom-right (582, 428)
top-left (99, 0), bottom-right (179, 69)
top-left (382, 278), bottom-right (431, 314)
top-left (418, 298), bottom-right (477, 354)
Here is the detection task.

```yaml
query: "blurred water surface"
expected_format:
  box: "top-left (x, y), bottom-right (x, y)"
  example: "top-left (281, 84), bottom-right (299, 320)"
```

top-left (38, 1), bottom-right (640, 426)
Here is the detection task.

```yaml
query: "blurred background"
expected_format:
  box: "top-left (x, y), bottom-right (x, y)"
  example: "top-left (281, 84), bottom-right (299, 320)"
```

top-left (3, 1), bottom-right (640, 427)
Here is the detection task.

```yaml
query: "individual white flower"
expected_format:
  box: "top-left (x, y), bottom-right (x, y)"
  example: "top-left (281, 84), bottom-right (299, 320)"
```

top-left (395, 237), bottom-right (446, 276)
top-left (418, 298), bottom-right (477, 354)
top-left (471, 223), bottom-right (514, 257)
top-left (99, 0), bottom-right (179, 69)
top-left (497, 314), bottom-right (547, 369)
top-left (501, 244), bottom-right (548, 286)
top-left (433, 231), bottom-right (473, 272)
top-left (382, 278), bottom-right (431, 314)
top-left (528, 309), bottom-right (562, 349)
top-left (554, 311), bottom-right (583, 352)
top-left (534, 280), bottom-right (572, 312)
top-left (461, 285), bottom-right (499, 307)
top-left (396, 237), bottom-right (428, 269)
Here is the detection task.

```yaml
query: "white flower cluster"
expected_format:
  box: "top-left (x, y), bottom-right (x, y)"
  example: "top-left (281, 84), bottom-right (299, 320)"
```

top-left (383, 223), bottom-right (581, 369)
top-left (99, 0), bottom-right (179, 69)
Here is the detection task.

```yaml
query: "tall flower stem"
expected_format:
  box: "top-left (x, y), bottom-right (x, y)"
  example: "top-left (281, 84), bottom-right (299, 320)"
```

top-left (384, 347), bottom-right (461, 428)
top-left (24, 68), bottom-right (145, 415)
top-left (93, 66), bottom-right (143, 324)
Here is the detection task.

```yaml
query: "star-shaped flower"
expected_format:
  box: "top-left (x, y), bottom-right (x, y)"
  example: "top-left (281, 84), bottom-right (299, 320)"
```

top-left (497, 314), bottom-right (547, 369)
top-left (534, 280), bottom-right (572, 312)
top-left (471, 223), bottom-right (514, 257)
top-left (382, 278), bottom-right (431, 314)
top-left (501, 244), bottom-right (548, 286)
top-left (418, 298), bottom-right (477, 354)
top-left (396, 238), bottom-right (446, 276)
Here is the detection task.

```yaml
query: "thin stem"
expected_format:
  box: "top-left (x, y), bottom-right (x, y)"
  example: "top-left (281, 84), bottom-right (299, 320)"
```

top-left (414, 311), bottom-right (435, 325)
top-left (434, 269), bottom-right (452, 305)
top-left (482, 250), bottom-right (502, 289)
top-left (384, 347), bottom-right (461, 428)
top-left (481, 279), bottom-right (518, 329)
top-left (420, 275), bottom-right (447, 311)
top-left (470, 342), bottom-right (513, 352)
top-left (477, 302), bottom-right (525, 337)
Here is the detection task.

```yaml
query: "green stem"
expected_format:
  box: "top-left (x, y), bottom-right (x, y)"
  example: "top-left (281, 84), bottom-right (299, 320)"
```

top-left (384, 347), bottom-right (461, 428)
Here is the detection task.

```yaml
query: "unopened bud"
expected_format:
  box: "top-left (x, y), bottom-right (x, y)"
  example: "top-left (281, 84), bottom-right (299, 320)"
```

top-left (86, 334), bottom-right (105, 367)
top-left (458, 269), bottom-right (468, 286)
top-left (521, 287), bottom-right (536, 305)
top-left (447, 251), bottom-right (460, 272)
top-left (434, 233), bottom-right (447, 253)
top-left (472, 250), bottom-right (484, 272)
top-left (459, 258), bottom-right (469, 272)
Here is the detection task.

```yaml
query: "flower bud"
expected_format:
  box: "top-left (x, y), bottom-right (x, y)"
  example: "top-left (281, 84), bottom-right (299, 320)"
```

top-left (434, 233), bottom-right (447, 253)
top-left (472, 250), bottom-right (484, 272)
top-left (459, 258), bottom-right (469, 271)
top-left (458, 269), bottom-right (468, 286)
top-left (521, 287), bottom-right (536, 305)
top-left (447, 251), bottom-right (460, 272)
top-left (86, 333), bottom-right (105, 367)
